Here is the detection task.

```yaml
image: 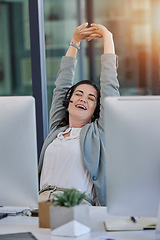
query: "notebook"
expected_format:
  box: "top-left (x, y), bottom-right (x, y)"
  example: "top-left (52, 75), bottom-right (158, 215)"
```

top-left (104, 217), bottom-right (156, 231)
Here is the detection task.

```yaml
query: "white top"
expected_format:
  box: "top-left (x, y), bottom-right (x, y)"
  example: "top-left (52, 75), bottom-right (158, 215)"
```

top-left (40, 127), bottom-right (93, 195)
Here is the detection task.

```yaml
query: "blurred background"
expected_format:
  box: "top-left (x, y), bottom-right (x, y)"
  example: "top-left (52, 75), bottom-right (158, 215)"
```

top-left (0, 0), bottom-right (160, 154)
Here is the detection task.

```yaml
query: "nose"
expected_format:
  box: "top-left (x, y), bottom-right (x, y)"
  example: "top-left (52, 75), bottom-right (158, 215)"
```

top-left (80, 97), bottom-right (86, 103)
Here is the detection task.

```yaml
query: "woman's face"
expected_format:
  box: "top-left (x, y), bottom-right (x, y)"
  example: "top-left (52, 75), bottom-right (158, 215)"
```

top-left (68, 84), bottom-right (98, 126)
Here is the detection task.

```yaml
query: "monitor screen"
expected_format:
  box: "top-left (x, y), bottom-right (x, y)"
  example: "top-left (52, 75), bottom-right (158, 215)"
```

top-left (104, 96), bottom-right (160, 218)
top-left (0, 96), bottom-right (38, 208)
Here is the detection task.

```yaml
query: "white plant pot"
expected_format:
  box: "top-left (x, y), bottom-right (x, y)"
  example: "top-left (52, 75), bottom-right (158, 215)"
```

top-left (49, 204), bottom-right (91, 237)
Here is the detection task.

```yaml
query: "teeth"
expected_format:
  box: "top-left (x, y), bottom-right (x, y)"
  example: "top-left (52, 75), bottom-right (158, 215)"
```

top-left (76, 104), bottom-right (87, 110)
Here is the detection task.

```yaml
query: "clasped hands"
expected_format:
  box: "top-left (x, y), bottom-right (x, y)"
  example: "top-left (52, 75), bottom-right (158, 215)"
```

top-left (71, 22), bottom-right (113, 46)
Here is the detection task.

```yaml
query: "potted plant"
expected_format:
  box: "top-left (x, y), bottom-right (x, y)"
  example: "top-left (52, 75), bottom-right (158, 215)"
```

top-left (49, 188), bottom-right (91, 237)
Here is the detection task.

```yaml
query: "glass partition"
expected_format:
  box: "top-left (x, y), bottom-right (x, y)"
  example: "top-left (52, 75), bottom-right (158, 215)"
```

top-left (43, 0), bottom-right (87, 110)
top-left (43, 0), bottom-right (160, 119)
top-left (93, 0), bottom-right (160, 96)
top-left (0, 0), bottom-right (32, 96)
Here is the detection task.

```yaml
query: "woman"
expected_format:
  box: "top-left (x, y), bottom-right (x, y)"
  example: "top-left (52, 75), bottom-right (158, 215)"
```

top-left (39, 22), bottom-right (120, 206)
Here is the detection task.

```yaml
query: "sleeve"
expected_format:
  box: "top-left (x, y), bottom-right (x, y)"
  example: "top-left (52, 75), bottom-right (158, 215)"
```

top-left (49, 56), bottom-right (77, 131)
top-left (98, 53), bottom-right (120, 130)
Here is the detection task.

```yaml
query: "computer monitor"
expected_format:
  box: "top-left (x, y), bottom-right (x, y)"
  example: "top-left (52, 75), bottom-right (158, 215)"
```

top-left (104, 96), bottom-right (160, 218)
top-left (0, 96), bottom-right (38, 208)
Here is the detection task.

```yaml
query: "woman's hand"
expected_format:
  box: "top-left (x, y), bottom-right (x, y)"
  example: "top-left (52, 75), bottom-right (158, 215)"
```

top-left (66, 22), bottom-right (101, 58)
top-left (71, 22), bottom-right (102, 44)
top-left (91, 23), bottom-right (115, 53)
top-left (66, 22), bottom-right (115, 58)
top-left (80, 23), bottom-right (115, 54)
top-left (71, 22), bottom-right (89, 46)
top-left (91, 24), bottom-right (112, 38)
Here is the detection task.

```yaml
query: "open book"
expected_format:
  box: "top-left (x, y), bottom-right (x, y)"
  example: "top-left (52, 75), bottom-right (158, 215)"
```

top-left (104, 217), bottom-right (157, 231)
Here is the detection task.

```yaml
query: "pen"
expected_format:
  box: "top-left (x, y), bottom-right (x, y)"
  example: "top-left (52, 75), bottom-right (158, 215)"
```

top-left (130, 216), bottom-right (137, 223)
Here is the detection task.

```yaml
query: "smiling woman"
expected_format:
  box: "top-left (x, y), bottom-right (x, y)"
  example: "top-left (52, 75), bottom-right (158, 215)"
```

top-left (59, 79), bottom-right (100, 128)
top-left (38, 22), bottom-right (120, 206)
top-left (68, 84), bottom-right (97, 127)
top-left (67, 83), bottom-right (98, 127)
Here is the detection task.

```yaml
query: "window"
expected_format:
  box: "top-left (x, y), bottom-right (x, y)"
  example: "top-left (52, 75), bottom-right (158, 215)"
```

top-left (0, 0), bottom-right (32, 96)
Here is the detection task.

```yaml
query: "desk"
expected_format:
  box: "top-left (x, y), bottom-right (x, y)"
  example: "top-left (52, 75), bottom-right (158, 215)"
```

top-left (0, 207), bottom-right (158, 240)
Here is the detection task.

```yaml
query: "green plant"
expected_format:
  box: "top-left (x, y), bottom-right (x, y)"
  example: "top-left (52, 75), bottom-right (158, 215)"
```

top-left (52, 188), bottom-right (86, 207)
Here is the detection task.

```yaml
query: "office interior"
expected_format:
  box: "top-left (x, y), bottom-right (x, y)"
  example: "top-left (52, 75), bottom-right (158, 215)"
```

top-left (0, 0), bottom-right (160, 156)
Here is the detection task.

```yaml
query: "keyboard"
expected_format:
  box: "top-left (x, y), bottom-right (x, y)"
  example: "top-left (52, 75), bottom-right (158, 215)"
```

top-left (0, 206), bottom-right (30, 216)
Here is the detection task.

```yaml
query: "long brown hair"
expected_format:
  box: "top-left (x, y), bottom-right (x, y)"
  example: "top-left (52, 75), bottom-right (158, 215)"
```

top-left (57, 80), bottom-right (100, 127)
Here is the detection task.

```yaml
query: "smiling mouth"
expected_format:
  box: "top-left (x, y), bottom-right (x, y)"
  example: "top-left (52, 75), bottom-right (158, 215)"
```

top-left (75, 104), bottom-right (87, 110)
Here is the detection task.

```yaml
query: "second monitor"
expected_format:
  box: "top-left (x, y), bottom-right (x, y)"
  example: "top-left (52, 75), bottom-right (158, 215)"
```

top-left (104, 96), bottom-right (160, 218)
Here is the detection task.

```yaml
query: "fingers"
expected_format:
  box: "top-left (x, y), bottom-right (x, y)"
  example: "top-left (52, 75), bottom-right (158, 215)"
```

top-left (77, 22), bottom-right (88, 30)
top-left (91, 23), bottom-right (112, 39)
top-left (83, 34), bottom-right (102, 41)
top-left (73, 22), bottom-right (110, 42)
top-left (80, 26), bottom-right (98, 37)
top-left (80, 25), bottom-right (101, 41)
top-left (80, 26), bottom-right (98, 34)
top-left (90, 23), bottom-right (104, 29)
top-left (72, 22), bottom-right (89, 44)
top-left (90, 23), bottom-right (98, 27)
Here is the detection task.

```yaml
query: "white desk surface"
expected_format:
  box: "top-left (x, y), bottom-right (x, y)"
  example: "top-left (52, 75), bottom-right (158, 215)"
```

top-left (0, 207), bottom-right (158, 240)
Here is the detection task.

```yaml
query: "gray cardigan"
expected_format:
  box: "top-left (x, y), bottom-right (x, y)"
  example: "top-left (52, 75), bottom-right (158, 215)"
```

top-left (38, 53), bottom-right (120, 206)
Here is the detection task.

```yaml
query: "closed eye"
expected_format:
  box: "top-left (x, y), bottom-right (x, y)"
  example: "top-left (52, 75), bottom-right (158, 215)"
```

top-left (88, 97), bottom-right (96, 102)
top-left (75, 93), bottom-right (82, 96)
